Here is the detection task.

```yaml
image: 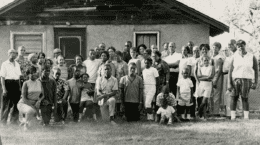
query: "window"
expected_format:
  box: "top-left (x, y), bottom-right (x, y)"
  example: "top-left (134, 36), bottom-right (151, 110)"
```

top-left (133, 31), bottom-right (160, 49)
top-left (10, 32), bottom-right (46, 56)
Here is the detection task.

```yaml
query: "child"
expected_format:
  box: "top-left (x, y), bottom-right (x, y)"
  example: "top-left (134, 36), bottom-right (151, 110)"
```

top-left (177, 67), bottom-right (194, 121)
top-left (128, 47), bottom-right (142, 76)
top-left (156, 97), bottom-right (175, 125)
top-left (67, 68), bottom-right (84, 122)
top-left (156, 86), bottom-right (180, 123)
top-left (79, 73), bottom-right (96, 122)
top-left (197, 56), bottom-right (215, 120)
top-left (142, 57), bottom-right (159, 121)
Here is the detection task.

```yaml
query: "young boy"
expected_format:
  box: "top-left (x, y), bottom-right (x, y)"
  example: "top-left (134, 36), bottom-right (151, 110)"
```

top-left (128, 47), bottom-right (142, 76)
top-left (177, 68), bottom-right (194, 121)
top-left (120, 62), bottom-right (143, 122)
top-left (156, 98), bottom-right (175, 125)
top-left (79, 73), bottom-right (96, 122)
top-left (197, 56), bottom-right (215, 120)
top-left (67, 69), bottom-right (84, 122)
top-left (142, 57), bottom-right (159, 121)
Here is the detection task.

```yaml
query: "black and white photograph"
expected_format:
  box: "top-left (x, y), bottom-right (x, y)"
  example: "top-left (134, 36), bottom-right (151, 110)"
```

top-left (0, 0), bottom-right (260, 144)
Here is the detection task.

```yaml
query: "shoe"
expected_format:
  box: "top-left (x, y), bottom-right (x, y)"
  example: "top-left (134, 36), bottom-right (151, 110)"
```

top-left (62, 121), bottom-right (65, 125)
top-left (180, 118), bottom-right (186, 122)
top-left (78, 119), bottom-right (81, 123)
top-left (23, 123), bottom-right (28, 131)
top-left (36, 116), bottom-right (42, 121)
top-left (167, 121), bottom-right (172, 125)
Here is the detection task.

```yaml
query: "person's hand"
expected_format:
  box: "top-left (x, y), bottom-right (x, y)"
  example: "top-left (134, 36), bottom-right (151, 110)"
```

top-left (2, 88), bottom-right (7, 97)
top-left (138, 103), bottom-right (143, 111)
top-left (227, 83), bottom-right (233, 92)
top-left (251, 83), bottom-right (257, 90)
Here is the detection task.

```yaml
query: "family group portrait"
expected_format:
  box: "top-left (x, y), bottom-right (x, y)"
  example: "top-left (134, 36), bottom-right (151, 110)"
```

top-left (0, 0), bottom-right (260, 144)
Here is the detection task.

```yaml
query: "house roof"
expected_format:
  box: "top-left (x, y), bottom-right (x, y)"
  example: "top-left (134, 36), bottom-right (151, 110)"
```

top-left (0, 0), bottom-right (229, 37)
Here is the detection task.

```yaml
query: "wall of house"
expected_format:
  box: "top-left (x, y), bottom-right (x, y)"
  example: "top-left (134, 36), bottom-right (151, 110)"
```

top-left (87, 24), bottom-right (210, 54)
top-left (0, 24), bottom-right (209, 64)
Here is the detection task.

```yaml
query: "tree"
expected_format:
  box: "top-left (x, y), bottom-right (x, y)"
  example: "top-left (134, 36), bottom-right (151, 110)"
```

top-left (224, 0), bottom-right (260, 54)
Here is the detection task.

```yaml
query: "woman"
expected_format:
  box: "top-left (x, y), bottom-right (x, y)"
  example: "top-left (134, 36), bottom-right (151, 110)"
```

top-left (228, 40), bottom-right (258, 120)
top-left (187, 46), bottom-right (200, 118)
top-left (107, 46), bottom-right (117, 62)
top-left (54, 55), bottom-right (69, 80)
top-left (38, 52), bottom-right (46, 69)
top-left (137, 44), bottom-right (147, 61)
top-left (17, 66), bottom-right (44, 130)
top-left (68, 55), bottom-right (87, 79)
top-left (141, 49), bottom-right (152, 71)
top-left (178, 46), bottom-right (190, 80)
top-left (161, 42), bottom-right (169, 59)
top-left (28, 53), bottom-right (40, 76)
top-left (128, 47), bottom-right (141, 76)
top-left (211, 42), bottom-right (224, 116)
top-left (16, 46), bottom-right (30, 83)
top-left (45, 58), bottom-right (54, 77)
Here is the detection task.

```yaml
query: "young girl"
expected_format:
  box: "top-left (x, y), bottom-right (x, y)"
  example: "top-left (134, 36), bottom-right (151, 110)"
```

top-left (177, 68), bottom-right (194, 121)
top-left (79, 73), bottom-right (96, 122)
top-left (142, 57), bottom-right (159, 121)
top-left (197, 56), bottom-right (215, 120)
top-left (128, 47), bottom-right (142, 76)
top-left (156, 98), bottom-right (175, 125)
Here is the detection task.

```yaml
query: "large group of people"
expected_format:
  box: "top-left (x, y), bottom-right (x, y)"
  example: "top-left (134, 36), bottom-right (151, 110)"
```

top-left (0, 39), bottom-right (258, 130)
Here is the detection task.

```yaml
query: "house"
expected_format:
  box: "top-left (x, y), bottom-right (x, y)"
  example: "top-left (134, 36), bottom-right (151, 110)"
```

top-left (0, 0), bottom-right (228, 65)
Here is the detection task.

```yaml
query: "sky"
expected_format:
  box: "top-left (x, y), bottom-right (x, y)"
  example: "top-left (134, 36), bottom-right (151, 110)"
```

top-left (0, 0), bottom-right (239, 45)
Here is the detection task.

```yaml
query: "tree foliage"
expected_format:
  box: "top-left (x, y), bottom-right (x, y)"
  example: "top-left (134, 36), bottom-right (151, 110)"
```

top-left (224, 0), bottom-right (260, 53)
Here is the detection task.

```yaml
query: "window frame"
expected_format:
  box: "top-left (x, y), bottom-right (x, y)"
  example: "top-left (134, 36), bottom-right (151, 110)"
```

top-left (10, 31), bottom-right (46, 53)
top-left (58, 36), bottom-right (82, 60)
top-left (133, 31), bottom-right (160, 49)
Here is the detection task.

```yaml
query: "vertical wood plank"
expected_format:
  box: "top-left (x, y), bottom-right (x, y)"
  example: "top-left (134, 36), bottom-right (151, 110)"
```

top-left (136, 34), bottom-right (144, 47)
top-left (144, 35), bottom-right (150, 49)
top-left (149, 34), bottom-right (157, 47)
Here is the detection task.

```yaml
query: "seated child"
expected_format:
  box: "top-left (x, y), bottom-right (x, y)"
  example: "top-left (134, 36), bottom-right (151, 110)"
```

top-left (79, 73), bottom-right (96, 122)
top-left (197, 56), bottom-right (215, 120)
top-left (156, 86), bottom-right (180, 122)
top-left (156, 98), bottom-right (175, 125)
top-left (177, 67), bottom-right (194, 121)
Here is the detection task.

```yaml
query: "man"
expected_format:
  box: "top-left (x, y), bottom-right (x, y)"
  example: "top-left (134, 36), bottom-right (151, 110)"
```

top-left (151, 44), bottom-right (158, 53)
top-left (96, 64), bottom-right (118, 124)
top-left (98, 43), bottom-right (106, 52)
top-left (52, 67), bottom-right (69, 124)
top-left (0, 49), bottom-right (21, 125)
top-left (164, 42), bottom-right (182, 96)
top-left (120, 62), bottom-right (143, 122)
top-left (52, 48), bottom-right (62, 65)
top-left (122, 41), bottom-right (132, 63)
top-left (38, 65), bottom-right (57, 126)
top-left (83, 49), bottom-right (101, 118)
top-left (187, 41), bottom-right (194, 55)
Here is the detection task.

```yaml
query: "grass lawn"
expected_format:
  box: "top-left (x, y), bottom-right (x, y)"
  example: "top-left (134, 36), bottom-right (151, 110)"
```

top-left (1, 115), bottom-right (260, 145)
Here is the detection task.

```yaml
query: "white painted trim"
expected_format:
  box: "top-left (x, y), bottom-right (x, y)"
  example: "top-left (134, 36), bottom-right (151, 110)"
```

top-left (133, 31), bottom-right (160, 49)
top-left (10, 31), bottom-right (46, 53)
top-left (44, 7), bottom-right (96, 12)
top-left (54, 25), bottom-right (87, 28)
top-left (58, 36), bottom-right (82, 60)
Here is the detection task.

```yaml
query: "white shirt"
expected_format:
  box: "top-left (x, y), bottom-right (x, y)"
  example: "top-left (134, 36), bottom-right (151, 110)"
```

top-left (83, 59), bottom-right (101, 83)
top-left (142, 67), bottom-right (159, 85)
top-left (0, 60), bottom-right (22, 80)
top-left (232, 52), bottom-right (254, 79)
top-left (177, 78), bottom-right (193, 93)
top-left (187, 57), bottom-right (199, 77)
top-left (156, 106), bottom-right (175, 118)
top-left (163, 52), bottom-right (182, 72)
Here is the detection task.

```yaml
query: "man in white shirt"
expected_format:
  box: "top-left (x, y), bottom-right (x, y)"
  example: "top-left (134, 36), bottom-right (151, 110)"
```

top-left (164, 42), bottom-right (182, 96)
top-left (0, 49), bottom-right (22, 125)
top-left (83, 49), bottom-right (101, 118)
top-left (52, 48), bottom-right (62, 65)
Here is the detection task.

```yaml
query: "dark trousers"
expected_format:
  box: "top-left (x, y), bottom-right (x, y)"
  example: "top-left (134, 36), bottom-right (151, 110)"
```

top-left (70, 103), bottom-right (80, 122)
top-left (169, 72), bottom-right (179, 96)
top-left (54, 102), bottom-right (68, 122)
top-left (79, 101), bottom-right (95, 118)
top-left (1, 80), bottom-right (20, 124)
top-left (40, 105), bottom-right (52, 125)
top-left (190, 76), bottom-right (197, 117)
top-left (125, 103), bottom-right (140, 122)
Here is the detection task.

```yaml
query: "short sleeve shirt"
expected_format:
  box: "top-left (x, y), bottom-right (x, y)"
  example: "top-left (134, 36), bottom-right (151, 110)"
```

top-left (119, 75), bottom-right (143, 103)
top-left (142, 67), bottom-right (159, 85)
top-left (156, 106), bottom-right (175, 118)
top-left (67, 78), bottom-right (84, 103)
top-left (177, 78), bottom-right (193, 93)
top-left (55, 78), bottom-right (69, 102)
top-left (163, 52), bottom-right (182, 72)
top-left (81, 82), bottom-right (94, 102)
top-left (96, 76), bottom-right (118, 96)
top-left (0, 60), bottom-right (22, 80)
top-left (152, 59), bottom-right (169, 85)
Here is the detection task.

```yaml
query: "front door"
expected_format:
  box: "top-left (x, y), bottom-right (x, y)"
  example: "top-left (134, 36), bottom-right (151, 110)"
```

top-left (54, 28), bottom-right (86, 66)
